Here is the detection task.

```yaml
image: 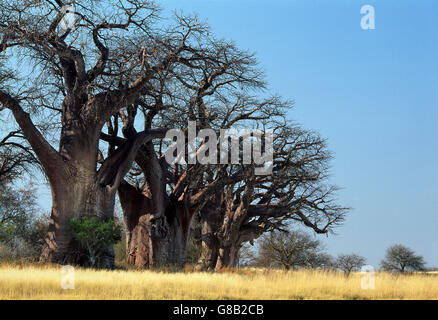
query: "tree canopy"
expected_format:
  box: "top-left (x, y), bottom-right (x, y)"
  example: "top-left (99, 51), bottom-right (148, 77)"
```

top-left (380, 244), bottom-right (426, 273)
top-left (0, 0), bottom-right (349, 268)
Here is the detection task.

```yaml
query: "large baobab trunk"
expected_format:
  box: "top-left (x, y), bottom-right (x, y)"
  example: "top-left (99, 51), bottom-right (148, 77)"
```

top-left (195, 205), bottom-right (223, 271)
top-left (196, 230), bottom-right (246, 271)
top-left (196, 186), bottom-right (256, 271)
top-left (196, 229), bottom-right (241, 271)
top-left (40, 171), bottom-right (118, 267)
top-left (195, 230), bottom-right (241, 271)
top-left (35, 122), bottom-right (165, 267)
top-left (215, 244), bottom-right (241, 270)
top-left (38, 123), bottom-right (114, 266)
top-left (2, 83), bottom-right (163, 268)
top-left (118, 181), bottom-right (194, 268)
top-left (41, 177), bottom-right (99, 265)
top-left (127, 210), bottom-right (189, 268)
top-left (0, 98), bottom-right (111, 265)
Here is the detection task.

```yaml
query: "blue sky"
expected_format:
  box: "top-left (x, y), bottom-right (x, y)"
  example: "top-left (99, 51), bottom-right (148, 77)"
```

top-left (159, 0), bottom-right (438, 267)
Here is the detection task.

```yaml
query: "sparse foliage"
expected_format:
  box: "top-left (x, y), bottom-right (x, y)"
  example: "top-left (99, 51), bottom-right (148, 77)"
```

top-left (0, 185), bottom-right (48, 262)
top-left (0, 185), bottom-right (37, 243)
top-left (254, 229), bottom-right (332, 270)
top-left (335, 253), bottom-right (366, 276)
top-left (380, 244), bottom-right (426, 273)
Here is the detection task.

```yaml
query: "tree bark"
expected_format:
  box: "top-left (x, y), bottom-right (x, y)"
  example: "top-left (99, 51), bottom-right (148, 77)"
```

top-left (215, 244), bottom-right (240, 270)
top-left (38, 119), bottom-right (115, 266)
top-left (40, 175), bottom-right (116, 267)
top-left (195, 186), bottom-right (260, 271)
top-left (195, 220), bottom-right (220, 271)
top-left (195, 201), bottom-right (224, 271)
top-left (0, 93), bottom-right (107, 266)
top-left (38, 128), bottom-right (165, 267)
top-left (118, 181), bottom-right (194, 269)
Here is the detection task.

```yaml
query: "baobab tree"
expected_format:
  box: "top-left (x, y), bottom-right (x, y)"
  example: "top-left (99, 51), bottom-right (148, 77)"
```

top-left (105, 82), bottom-right (347, 270)
top-left (99, 37), bottom-right (348, 269)
top-left (101, 45), bottom-right (270, 268)
top-left (194, 122), bottom-right (347, 271)
top-left (1, 0), bottom-right (347, 268)
top-left (0, 0), bottom-right (225, 266)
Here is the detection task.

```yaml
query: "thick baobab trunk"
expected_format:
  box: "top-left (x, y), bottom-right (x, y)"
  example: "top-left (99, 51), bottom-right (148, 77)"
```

top-left (195, 209), bottom-right (222, 271)
top-left (40, 174), bottom-right (117, 267)
top-left (214, 219), bottom-right (243, 270)
top-left (39, 139), bottom-right (117, 266)
top-left (195, 231), bottom-right (219, 271)
top-left (197, 235), bottom-right (243, 271)
top-left (39, 126), bottom-right (165, 267)
top-left (215, 244), bottom-right (240, 270)
top-left (0, 1), bottom-right (175, 268)
top-left (195, 232), bottom-right (241, 271)
top-left (38, 110), bottom-right (114, 266)
top-left (118, 181), bottom-right (193, 269)
top-left (127, 210), bottom-right (189, 268)
top-left (196, 186), bottom-right (256, 271)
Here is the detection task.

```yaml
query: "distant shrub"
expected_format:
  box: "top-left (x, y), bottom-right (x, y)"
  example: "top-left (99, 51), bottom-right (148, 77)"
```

top-left (0, 238), bottom-right (39, 262)
top-left (380, 244), bottom-right (426, 273)
top-left (0, 213), bottom-right (50, 263)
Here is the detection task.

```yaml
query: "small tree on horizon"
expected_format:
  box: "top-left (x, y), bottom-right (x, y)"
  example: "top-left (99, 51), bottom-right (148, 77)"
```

top-left (335, 253), bottom-right (366, 276)
top-left (380, 244), bottom-right (426, 273)
top-left (254, 229), bottom-right (332, 270)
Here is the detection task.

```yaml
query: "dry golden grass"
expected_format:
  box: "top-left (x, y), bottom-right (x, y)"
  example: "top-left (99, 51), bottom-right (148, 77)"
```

top-left (0, 264), bottom-right (437, 300)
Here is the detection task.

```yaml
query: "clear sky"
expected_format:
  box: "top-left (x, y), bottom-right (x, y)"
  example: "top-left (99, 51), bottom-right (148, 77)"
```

top-left (158, 0), bottom-right (438, 267)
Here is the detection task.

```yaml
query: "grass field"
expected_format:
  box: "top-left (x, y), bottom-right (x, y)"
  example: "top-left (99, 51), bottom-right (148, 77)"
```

top-left (0, 264), bottom-right (437, 300)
